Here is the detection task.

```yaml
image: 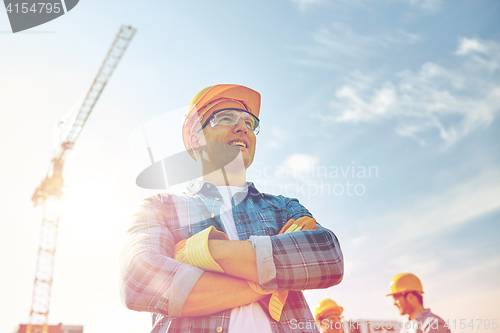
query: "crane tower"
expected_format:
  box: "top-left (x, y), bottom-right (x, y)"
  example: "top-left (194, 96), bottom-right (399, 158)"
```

top-left (27, 25), bottom-right (136, 333)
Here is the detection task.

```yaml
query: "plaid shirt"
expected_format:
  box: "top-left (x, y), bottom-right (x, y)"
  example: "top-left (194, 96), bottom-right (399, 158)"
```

top-left (401, 309), bottom-right (451, 333)
top-left (121, 180), bottom-right (344, 333)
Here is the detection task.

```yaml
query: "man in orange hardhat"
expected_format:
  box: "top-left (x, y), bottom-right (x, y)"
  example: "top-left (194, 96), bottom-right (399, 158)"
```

top-left (387, 273), bottom-right (450, 333)
top-left (121, 84), bottom-right (344, 333)
top-left (315, 299), bottom-right (344, 333)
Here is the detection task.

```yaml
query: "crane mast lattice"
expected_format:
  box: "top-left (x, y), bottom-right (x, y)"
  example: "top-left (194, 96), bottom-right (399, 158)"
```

top-left (27, 25), bottom-right (136, 333)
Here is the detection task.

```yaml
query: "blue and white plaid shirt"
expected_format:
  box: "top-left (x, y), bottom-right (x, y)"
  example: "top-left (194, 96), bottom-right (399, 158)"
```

top-left (401, 309), bottom-right (451, 333)
top-left (121, 180), bottom-right (344, 333)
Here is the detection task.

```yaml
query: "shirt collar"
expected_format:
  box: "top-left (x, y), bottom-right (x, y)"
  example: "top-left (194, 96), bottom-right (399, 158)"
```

top-left (414, 309), bottom-right (431, 321)
top-left (186, 179), bottom-right (261, 200)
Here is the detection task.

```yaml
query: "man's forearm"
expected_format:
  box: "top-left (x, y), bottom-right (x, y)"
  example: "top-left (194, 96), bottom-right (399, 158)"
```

top-left (208, 239), bottom-right (259, 282)
top-left (182, 271), bottom-right (265, 316)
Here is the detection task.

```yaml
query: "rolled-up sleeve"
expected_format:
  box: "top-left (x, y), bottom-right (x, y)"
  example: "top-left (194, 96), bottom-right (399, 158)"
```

top-left (120, 195), bottom-right (204, 317)
top-left (269, 226), bottom-right (343, 291)
top-left (251, 196), bottom-right (344, 291)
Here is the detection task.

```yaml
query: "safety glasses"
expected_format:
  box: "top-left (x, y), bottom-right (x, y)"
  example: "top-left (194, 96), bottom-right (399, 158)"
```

top-left (200, 108), bottom-right (260, 134)
top-left (392, 293), bottom-right (408, 300)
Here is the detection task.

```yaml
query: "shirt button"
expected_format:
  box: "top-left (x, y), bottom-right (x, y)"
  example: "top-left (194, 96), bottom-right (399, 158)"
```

top-left (206, 184), bottom-right (211, 188)
top-left (216, 327), bottom-right (222, 333)
top-left (211, 213), bottom-right (215, 218)
top-left (215, 197), bottom-right (220, 201)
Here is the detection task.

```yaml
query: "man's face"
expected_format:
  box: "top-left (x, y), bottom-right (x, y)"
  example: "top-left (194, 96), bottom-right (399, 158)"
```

top-left (393, 293), bottom-right (413, 316)
top-left (194, 115), bottom-right (257, 169)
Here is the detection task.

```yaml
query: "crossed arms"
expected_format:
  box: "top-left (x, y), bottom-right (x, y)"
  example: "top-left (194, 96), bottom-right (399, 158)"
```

top-left (121, 194), bottom-right (344, 317)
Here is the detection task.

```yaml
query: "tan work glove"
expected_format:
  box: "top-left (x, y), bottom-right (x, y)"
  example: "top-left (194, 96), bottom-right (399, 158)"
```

top-left (174, 225), bottom-right (229, 273)
top-left (266, 216), bottom-right (317, 322)
top-left (278, 216), bottom-right (317, 234)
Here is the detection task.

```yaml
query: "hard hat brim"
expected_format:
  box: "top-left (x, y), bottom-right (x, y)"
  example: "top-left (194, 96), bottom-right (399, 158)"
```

top-left (386, 291), bottom-right (424, 297)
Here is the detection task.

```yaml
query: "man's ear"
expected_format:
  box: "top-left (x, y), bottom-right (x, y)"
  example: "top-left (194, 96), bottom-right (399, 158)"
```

top-left (405, 293), bottom-right (416, 304)
top-left (189, 132), bottom-right (204, 150)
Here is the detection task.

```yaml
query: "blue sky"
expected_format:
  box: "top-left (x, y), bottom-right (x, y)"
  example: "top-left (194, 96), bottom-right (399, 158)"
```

top-left (1, 1), bottom-right (499, 332)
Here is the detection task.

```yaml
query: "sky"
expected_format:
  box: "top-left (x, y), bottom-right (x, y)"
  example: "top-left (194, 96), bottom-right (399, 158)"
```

top-left (1, 0), bottom-right (499, 332)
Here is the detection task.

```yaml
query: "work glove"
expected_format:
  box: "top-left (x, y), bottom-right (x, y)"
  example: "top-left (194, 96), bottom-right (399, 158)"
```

top-left (265, 216), bottom-right (317, 322)
top-left (278, 216), bottom-right (317, 234)
top-left (174, 225), bottom-right (229, 273)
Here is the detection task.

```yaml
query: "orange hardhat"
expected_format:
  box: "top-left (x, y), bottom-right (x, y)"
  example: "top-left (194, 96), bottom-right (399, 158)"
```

top-left (182, 84), bottom-right (261, 159)
top-left (315, 299), bottom-right (344, 322)
top-left (386, 273), bottom-right (424, 296)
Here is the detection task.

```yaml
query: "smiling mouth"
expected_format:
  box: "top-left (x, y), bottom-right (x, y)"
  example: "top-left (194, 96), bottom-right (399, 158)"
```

top-left (228, 141), bottom-right (247, 148)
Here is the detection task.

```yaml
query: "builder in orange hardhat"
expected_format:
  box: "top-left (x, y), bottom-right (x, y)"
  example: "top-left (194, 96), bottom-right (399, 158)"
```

top-left (315, 299), bottom-right (344, 333)
top-left (121, 84), bottom-right (344, 333)
top-left (387, 273), bottom-right (450, 333)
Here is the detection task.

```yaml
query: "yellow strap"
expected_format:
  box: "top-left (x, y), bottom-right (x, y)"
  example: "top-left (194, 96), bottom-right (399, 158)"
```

top-left (279, 218), bottom-right (295, 235)
top-left (269, 291), bottom-right (288, 322)
top-left (284, 224), bottom-right (302, 233)
top-left (185, 226), bottom-right (225, 273)
top-left (174, 242), bottom-right (188, 263)
top-left (248, 282), bottom-right (285, 321)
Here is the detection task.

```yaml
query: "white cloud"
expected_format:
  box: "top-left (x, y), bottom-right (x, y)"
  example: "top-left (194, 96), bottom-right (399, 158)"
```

top-left (322, 38), bottom-right (500, 146)
top-left (385, 29), bottom-right (422, 44)
top-left (306, 23), bottom-right (422, 62)
top-left (280, 153), bottom-right (319, 178)
top-left (456, 37), bottom-right (489, 55)
top-left (331, 82), bottom-right (398, 122)
top-left (456, 37), bottom-right (500, 72)
top-left (290, 0), bottom-right (442, 12)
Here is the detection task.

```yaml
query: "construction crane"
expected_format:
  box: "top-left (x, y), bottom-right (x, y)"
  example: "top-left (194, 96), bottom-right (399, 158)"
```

top-left (27, 25), bottom-right (136, 333)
